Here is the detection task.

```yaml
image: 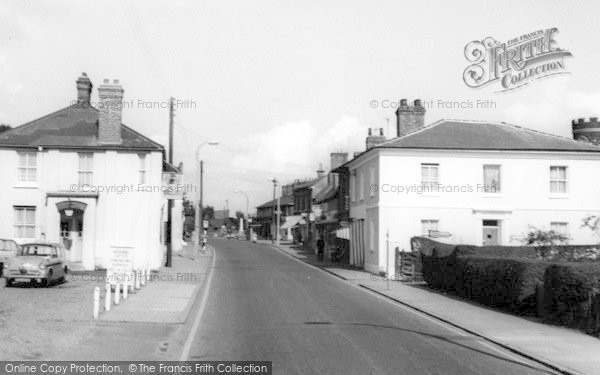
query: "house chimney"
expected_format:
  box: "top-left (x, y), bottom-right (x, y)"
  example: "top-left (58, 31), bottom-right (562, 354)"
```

top-left (366, 127), bottom-right (386, 150)
top-left (330, 152), bottom-right (348, 171)
top-left (76, 73), bottom-right (92, 106)
top-left (97, 79), bottom-right (123, 144)
top-left (395, 98), bottom-right (426, 137)
top-left (317, 163), bottom-right (326, 178)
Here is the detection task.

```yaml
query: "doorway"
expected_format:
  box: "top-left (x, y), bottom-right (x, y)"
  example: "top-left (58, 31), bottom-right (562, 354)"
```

top-left (482, 220), bottom-right (500, 246)
top-left (56, 201), bottom-right (87, 262)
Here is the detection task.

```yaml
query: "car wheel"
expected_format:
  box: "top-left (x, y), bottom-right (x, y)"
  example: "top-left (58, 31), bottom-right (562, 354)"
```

top-left (5, 278), bottom-right (13, 287)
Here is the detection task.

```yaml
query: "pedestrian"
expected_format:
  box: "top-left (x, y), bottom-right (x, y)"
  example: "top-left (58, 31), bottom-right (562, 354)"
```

top-left (317, 237), bottom-right (324, 261)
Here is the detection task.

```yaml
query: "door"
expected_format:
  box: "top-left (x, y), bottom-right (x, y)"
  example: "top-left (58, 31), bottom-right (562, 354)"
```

top-left (482, 220), bottom-right (499, 246)
top-left (60, 209), bottom-right (84, 262)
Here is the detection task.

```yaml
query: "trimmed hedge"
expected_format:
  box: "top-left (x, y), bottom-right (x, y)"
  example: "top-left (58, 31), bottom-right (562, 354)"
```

top-left (422, 251), bottom-right (549, 313)
top-left (542, 263), bottom-right (600, 333)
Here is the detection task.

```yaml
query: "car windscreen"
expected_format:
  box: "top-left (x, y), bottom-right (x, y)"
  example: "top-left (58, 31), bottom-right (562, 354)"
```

top-left (21, 245), bottom-right (57, 256)
top-left (0, 240), bottom-right (13, 252)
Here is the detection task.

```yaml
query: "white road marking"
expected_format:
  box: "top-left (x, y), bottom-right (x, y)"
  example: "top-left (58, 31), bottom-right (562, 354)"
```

top-left (179, 245), bottom-right (217, 361)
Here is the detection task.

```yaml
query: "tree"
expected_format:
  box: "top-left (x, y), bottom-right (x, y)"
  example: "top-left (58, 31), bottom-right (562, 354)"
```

top-left (521, 226), bottom-right (570, 259)
top-left (582, 215), bottom-right (600, 238)
top-left (235, 211), bottom-right (244, 219)
top-left (202, 205), bottom-right (215, 220)
top-left (0, 124), bottom-right (12, 133)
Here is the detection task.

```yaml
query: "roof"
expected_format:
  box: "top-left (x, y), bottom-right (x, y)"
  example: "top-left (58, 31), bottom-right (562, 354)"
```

top-left (292, 177), bottom-right (326, 190)
top-left (373, 120), bottom-right (600, 152)
top-left (256, 195), bottom-right (294, 209)
top-left (0, 104), bottom-right (164, 151)
top-left (314, 183), bottom-right (338, 203)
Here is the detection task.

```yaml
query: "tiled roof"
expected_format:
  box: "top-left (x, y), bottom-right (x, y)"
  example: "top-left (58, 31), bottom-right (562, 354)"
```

top-left (0, 104), bottom-right (163, 151)
top-left (256, 195), bottom-right (294, 209)
top-left (314, 184), bottom-right (338, 203)
top-left (292, 176), bottom-right (326, 190)
top-left (374, 120), bottom-right (600, 152)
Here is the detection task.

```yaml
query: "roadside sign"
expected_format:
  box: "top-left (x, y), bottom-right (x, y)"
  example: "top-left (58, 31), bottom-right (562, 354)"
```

top-left (106, 246), bottom-right (134, 286)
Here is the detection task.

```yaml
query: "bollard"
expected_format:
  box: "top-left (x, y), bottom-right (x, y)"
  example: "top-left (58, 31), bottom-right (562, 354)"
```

top-left (135, 269), bottom-right (141, 290)
top-left (105, 283), bottom-right (111, 312)
top-left (114, 283), bottom-right (120, 305)
top-left (123, 276), bottom-right (129, 300)
top-left (140, 268), bottom-right (146, 286)
top-left (129, 271), bottom-right (136, 294)
top-left (93, 286), bottom-right (100, 319)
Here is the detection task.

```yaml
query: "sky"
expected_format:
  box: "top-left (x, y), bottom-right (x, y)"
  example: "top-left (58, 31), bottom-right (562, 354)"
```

top-left (1, 0), bottom-right (600, 215)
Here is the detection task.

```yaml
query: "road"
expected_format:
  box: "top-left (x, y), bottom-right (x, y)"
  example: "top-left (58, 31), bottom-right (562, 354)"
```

top-left (184, 239), bottom-right (558, 375)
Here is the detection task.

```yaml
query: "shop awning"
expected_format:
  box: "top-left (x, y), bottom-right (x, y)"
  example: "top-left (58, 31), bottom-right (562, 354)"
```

top-left (280, 215), bottom-right (303, 229)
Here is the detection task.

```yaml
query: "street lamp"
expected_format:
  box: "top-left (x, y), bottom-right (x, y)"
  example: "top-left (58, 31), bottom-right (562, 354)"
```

top-left (268, 178), bottom-right (281, 246)
top-left (234, 190), bottom-right (250, 239)
top-left (196, 141), bottom-right (219, 247)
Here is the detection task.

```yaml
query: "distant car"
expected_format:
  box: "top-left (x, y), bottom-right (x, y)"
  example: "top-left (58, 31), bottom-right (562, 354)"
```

top-left (3, 242), bottom-right (68, 287)
top-left (0, 239), bottom-right (20, 277)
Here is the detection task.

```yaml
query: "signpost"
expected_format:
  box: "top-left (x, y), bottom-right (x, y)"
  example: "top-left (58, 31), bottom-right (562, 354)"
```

top-left (106, 246), bottom-right (134, 287)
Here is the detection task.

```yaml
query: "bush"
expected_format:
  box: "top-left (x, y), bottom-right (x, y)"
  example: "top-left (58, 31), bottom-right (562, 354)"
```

top-left (542, 263), bottom-right (600, 333)
top-left (455, 245), bottom-right (539, 259)
top-left (456, 256), bottom-right (548, 312)
top-left (421, 251), bottom-right (549, 313)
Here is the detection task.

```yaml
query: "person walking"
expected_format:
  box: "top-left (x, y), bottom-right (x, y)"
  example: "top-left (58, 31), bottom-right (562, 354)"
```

top-left (317, 236), bottom-right (325, 261)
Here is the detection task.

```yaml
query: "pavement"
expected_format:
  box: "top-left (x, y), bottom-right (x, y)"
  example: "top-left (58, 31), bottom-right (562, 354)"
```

top-left (267, 240), bottom-right (600, 375)
top-left (100, 244), bottom-right (213, 324)
top-left (187, 238), bottom-right (561, 375)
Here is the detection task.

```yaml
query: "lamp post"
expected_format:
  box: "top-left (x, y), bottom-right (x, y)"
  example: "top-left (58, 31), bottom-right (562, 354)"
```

top-left (234, 190), bottom-right (249, 239)
top-left (196, 141), bottom-right (218, 247)
top-left (268, 178), bottom-right (280, 246)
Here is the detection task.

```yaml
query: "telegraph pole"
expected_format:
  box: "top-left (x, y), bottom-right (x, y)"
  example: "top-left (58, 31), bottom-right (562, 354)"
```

top-left (271, 178), bottom-right (277, 244)
top-left (198, 160), bottom-right (203, 246)
top-left (166, 97), bottom-right (175, 267)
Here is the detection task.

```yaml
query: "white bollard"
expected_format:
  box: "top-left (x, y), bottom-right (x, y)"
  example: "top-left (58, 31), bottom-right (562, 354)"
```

top-left (129, 271), bottom-right (135, 294)
top-left (114, 283), bottom-right (120, 305)
top-left (93, 286), bottom-right (100, 319)
top-left (123, 276), bottom-right (129, 300)
top-left (135, 269), bottom-right (141, 290)
top-left (140, 267), bottom-right (146, 286)
top-left (105, 283), bottom-right (111, 312)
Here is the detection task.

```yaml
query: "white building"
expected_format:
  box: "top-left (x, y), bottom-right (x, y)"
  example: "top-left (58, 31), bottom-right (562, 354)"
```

top-left (0, 73), bottom-right (183, 271)
top-left (346, 101), bottom-right (600, 274)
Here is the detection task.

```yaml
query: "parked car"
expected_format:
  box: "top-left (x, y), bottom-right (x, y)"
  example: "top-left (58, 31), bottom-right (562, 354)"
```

top-left (0, 239), bottom-right (20, 277)
top-left (3, 242), bottom-right (68, 287)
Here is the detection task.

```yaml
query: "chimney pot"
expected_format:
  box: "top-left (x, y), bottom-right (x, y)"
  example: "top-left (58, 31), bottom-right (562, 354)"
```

top-left (414, 99), bottom-right (422, 107)
top-left (368, 128), bottom-right (372, 136)
top-left (76, 73), bottom-right (93, 106)
top-left (379, 128), bottom-right (384, 136)
top-left (396, 96), bottom-right (426, 137)
top-left (113, 79), bottom-right (119, 84)
top-left (591, 117), bottom-right (598, 123)
top-left (400, 99), bottom-right (408, 106)
top-left (578, 118), bottom-right (585, 124)
top-left (103, 79), bottom-right (109, 84)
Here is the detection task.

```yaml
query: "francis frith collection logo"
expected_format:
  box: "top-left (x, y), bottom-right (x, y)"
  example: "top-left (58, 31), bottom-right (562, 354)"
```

top-left (463, 28), bottom-right (572, 92)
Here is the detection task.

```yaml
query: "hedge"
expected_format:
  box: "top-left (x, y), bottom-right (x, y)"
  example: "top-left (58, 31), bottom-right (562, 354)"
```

top-left (542, 263), bottom-right (600, 334)
top-left (421, 252), bottom-right (549, 313)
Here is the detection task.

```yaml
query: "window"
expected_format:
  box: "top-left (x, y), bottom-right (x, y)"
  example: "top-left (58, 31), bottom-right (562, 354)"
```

top-left (359, 171), bottom-right (365, 200)
top-left (551, 222), bottom-right (569, 236)
top-left (421, 219), bottom-right (439, 236)
top-left (421, 164), bottom-right (439, 192)
top-left (14, 206), bottom-right (35, 238)
top-left (138, 154), bottom-right (147, 184)
top-left (350, 174), bottom-right (356, 202)
top-left (369, 164), bottom-right (375, 197)
top-left (78, 153), bottom-right (93, 186)
top-left (17, 152), bottom-right (37, 182)
top-left (483, 165), bottom-right (501, 193)
top-left (550, 166), bottom-right (567, 193)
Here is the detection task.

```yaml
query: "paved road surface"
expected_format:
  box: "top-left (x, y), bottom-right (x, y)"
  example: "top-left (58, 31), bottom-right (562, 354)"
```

top-left (185, 239), bottom-right (558, 375)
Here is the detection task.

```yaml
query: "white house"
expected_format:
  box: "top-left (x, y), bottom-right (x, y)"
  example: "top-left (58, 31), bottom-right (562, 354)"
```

top-left (0, 73), bottom-right (183, 271)
top-left (346, 101), bottom-right (600, 274)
